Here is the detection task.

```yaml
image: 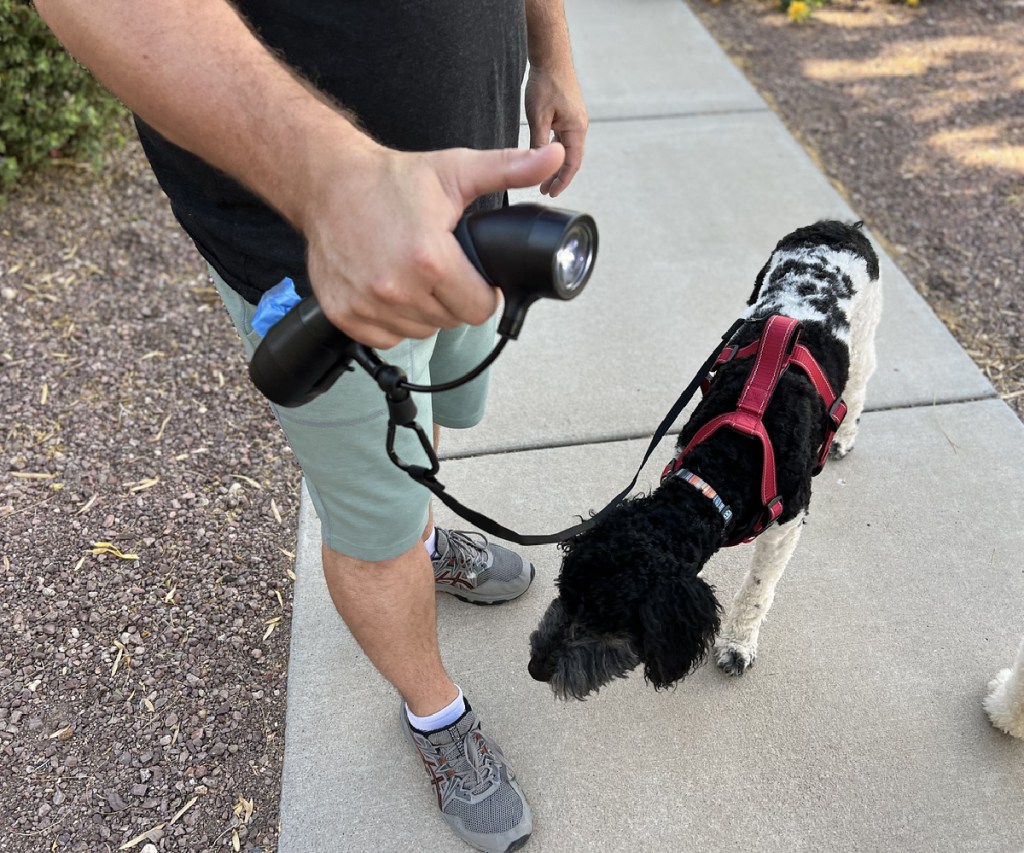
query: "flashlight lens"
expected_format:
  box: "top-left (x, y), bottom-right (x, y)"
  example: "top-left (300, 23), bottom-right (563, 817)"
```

top-left (555, 224), bottom-right (594, 292)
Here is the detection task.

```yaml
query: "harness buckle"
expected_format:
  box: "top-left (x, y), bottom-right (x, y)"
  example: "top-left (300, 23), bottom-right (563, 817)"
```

top-left (828, 397), bottom-right (847, 429)
top-left (702, 345), bottom-right (741, 395)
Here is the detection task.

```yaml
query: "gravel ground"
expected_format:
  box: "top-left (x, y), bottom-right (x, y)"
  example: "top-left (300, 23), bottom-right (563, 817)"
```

top-left (2, 1), bottom-right (1021, 851)
top-left (0, 144), bottom-right (298, 851)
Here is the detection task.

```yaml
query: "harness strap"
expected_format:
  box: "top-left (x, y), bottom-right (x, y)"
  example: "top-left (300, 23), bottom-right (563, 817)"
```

top-left (737, 316), bottom-right (800, 418)
top-left (667, 316), bottom-right (800, 543)
top-left (701, 321), bottom-right (848, 476)
top-left (679, 411), bottom-right (779, 520)
top-left (788, 345), bottom-right (847, 472)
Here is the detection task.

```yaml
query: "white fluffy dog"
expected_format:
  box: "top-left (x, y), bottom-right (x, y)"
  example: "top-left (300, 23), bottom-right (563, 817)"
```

top-left (984, 635), bottom-right (1024, 738)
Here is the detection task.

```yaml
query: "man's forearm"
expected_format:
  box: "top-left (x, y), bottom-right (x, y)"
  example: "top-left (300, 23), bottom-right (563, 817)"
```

top-left (33, 0), bottom-right (378, 231)
top-left (525, 0), bottom-right (574, 71)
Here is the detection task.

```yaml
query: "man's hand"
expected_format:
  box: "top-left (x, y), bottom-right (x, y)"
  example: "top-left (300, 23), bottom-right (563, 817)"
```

top-left (525, 65), bottom-right (588, 197)
top-left (525, 0), bottom-right (589, 197)
top-left (302, 142), bottom-right (568, 350)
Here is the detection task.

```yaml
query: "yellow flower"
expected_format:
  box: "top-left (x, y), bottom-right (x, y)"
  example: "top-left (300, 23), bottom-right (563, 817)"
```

top-left (787, 0), bottom-right (811, 21)
top-left (906, 0), bottom-right (919, 6)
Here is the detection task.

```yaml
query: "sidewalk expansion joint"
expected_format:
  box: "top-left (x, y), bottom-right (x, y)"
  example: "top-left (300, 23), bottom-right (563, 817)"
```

top-left (587, 106), bottom-right (770, 125)
top-left (438, 394), bottom-right (1002, 463)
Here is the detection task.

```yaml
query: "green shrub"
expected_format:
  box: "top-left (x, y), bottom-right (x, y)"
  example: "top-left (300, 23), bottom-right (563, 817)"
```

top-left (0, 0), bottom-right (127, 196)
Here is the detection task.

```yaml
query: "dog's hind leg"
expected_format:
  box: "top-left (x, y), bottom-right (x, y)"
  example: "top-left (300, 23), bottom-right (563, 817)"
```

top-left (715, 511), bottom-right (806, 676)
top-left (833, 273), bottom-right (883, 459)
top-left (984, 633), bottom-right (1024, 739)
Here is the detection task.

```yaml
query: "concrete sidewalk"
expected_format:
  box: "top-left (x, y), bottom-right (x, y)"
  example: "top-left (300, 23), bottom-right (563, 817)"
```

top-left (277, 1), bottom-right (1024, 850)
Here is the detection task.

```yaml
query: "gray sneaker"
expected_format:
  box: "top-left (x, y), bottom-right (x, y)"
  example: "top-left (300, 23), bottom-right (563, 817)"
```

top-left (401, 700), bottom-right (532, 853)
top-left (431, 529), bottom-right (535, 604)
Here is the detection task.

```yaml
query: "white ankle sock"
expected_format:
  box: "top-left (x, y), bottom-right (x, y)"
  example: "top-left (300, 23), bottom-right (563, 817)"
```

top-left (423, 528), bottom-right (437, 557)
top-left (406, 687), bottom-right (465, 732)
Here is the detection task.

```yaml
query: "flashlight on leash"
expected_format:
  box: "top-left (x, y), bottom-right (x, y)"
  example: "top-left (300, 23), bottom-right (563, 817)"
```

top-left (248, 203), bottom-right (598, 407)
top-left (453, 203), bottom-right (596, 339)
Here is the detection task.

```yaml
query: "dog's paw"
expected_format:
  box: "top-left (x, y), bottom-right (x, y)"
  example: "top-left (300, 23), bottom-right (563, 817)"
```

top-left (831, 420), bottom-right (860, 460)
top-left (984, 668), bottom-right (1024, 738)
top-left (830, 439), bottom-right (854, 460)
top-left (987, 668), bottom-right (1012, 695)
top-left (714, 639), bottom-right (757, 677)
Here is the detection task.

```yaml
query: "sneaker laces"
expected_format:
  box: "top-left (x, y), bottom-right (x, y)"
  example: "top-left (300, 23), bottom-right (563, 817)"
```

top-left (437, 530), bottom-right (490, 583)
top-left (458, 729), bottom-right (503, 798)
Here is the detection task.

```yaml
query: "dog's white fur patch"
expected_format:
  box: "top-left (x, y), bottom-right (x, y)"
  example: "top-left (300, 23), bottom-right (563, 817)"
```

top-left (745, 246), bottom-right (875, 346)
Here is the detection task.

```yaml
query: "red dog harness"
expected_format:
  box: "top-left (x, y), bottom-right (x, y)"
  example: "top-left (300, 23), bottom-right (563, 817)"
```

top-left (662, 315), bottom-right (847, 545)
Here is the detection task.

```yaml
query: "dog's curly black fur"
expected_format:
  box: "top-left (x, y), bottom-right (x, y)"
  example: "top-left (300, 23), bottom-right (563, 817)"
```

top-left (529, 221), bottom-right (882, 700)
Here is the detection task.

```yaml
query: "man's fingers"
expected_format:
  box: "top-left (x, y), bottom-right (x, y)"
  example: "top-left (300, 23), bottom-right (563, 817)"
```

top-left (447, 143), bottom-right (566, 207)
top-left (430, 234), bottom-right (500, 324)
top-left (557, 128), bottom-right (586, 175)
top-left (530, 119), bottom-right (553, 150)
top-left (341, 317), bottom-right (438, 351)
top-left (541, 128), bottom-right (585, 196)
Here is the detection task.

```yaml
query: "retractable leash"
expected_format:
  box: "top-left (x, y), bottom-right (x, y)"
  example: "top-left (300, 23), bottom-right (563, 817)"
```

top-left (248, 202), bottom-right (745, 546)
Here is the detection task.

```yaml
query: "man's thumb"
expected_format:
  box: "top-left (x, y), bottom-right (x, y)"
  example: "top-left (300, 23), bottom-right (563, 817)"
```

top-left (453, 143), bottom-right (566, 204)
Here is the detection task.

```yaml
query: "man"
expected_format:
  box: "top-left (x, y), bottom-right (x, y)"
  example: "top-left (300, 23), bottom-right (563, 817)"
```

top-left (33, 1), bottom-right (588, 850)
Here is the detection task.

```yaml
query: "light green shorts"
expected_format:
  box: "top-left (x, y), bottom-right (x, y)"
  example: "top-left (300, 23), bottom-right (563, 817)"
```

top-left (212, 269), bottom-right (497, 561)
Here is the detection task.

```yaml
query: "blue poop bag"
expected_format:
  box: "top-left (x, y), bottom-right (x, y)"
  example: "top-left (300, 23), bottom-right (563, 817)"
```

top-left (251, 277), bottom-right (301, 337)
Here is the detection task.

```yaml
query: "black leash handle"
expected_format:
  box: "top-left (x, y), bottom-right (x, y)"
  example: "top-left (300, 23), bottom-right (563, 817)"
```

top-left (396, 318), bottom-right (747, 546)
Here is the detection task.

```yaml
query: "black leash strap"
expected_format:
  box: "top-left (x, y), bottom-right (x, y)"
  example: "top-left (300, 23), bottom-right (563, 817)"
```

top-left (396, 318), bottom-right (747, 546)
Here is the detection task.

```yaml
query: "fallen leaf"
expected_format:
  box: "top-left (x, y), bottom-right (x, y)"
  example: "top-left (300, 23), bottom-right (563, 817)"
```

top-left (111, 640), bottom-right (125, 677)
top-left (76, 494), bottom-right (98, 514)
top-left (89, 542), bottom-right (140, 560)
top-left (231, 474), bottom-right (262, 489)
top-left (168, 795), bottom-right (198, 827)
top-left (262, 616), bottom-right (282, 641)
top-left (151, 414), bottom-right (172, 443)
top-left (124, 477), bottom-right (160, 493)
top-left (119, 824), bottom-right (166, 850)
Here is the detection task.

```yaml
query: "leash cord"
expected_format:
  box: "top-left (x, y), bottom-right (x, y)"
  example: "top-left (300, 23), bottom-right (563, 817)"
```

top-left (400, 335), bottom-right (511, 393)
top-left (377, 318), bottom-right (747, 546)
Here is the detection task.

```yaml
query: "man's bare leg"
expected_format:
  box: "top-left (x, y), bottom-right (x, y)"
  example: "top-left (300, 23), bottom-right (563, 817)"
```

top-left (321, 541), bottom-right (457, 716)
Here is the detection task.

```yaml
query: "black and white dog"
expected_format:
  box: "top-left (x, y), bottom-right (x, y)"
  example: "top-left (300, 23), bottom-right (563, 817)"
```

top-left (528, 221), bottom-right (883, 699)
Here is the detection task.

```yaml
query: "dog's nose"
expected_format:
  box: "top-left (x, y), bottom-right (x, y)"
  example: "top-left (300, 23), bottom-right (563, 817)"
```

top-left (528, 655), bottom-right (554, 682)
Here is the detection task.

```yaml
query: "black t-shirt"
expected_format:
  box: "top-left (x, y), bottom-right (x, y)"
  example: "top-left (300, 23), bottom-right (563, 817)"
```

top-left (136, 0), bottom-right (528, 304)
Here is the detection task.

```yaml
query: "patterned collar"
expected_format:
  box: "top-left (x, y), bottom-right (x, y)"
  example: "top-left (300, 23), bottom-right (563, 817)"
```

top-left (670, 468), bottom-right (734, 530)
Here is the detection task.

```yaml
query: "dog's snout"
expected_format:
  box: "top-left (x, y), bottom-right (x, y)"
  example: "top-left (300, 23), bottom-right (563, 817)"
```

top-left (528, 654), bottom-right (554, 683)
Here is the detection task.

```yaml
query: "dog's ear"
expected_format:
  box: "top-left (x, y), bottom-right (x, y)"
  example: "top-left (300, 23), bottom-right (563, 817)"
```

top-left (638, 574), bottom-right (721, 689)
top-left (747, 257), bottom-right (772, 306)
